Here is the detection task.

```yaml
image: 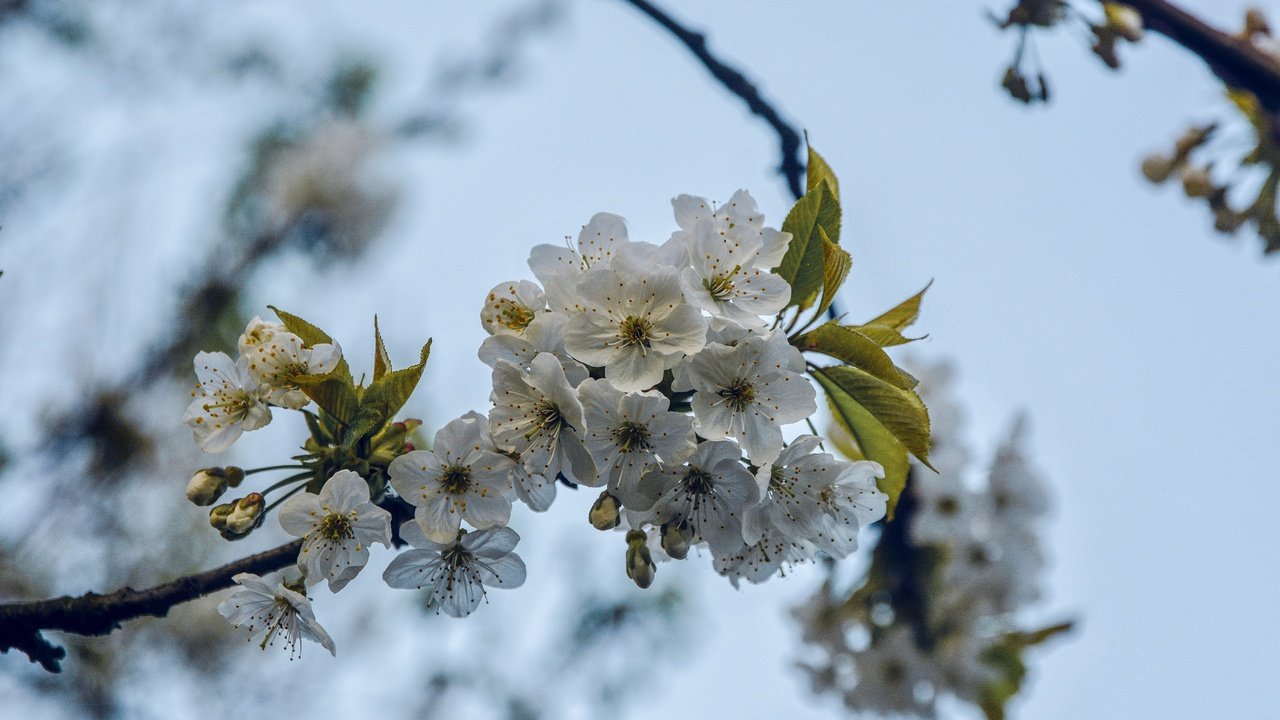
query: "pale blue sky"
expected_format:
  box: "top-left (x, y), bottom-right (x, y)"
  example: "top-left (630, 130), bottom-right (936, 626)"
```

top-left (1, 1), bottom-right (1277, 718)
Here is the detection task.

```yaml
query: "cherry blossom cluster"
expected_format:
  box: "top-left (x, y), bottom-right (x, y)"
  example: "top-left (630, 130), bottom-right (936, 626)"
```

top-left (793, 363), bottom-right (1060, 718)
top-left (392, 190), bottom-right (889, 597)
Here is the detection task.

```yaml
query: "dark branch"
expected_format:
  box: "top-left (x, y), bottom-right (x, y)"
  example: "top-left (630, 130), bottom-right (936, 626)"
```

top-left (620, 0), bottom-right (805, 200)
top-left (0, 539), bottom-right (302, 673)
top-left (1127, 0), bottom-right (1280, 113)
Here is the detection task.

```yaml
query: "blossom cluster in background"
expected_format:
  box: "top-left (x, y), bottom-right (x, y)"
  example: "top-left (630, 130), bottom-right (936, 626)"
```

top-left (794, 362), bottom-right (1065, 719)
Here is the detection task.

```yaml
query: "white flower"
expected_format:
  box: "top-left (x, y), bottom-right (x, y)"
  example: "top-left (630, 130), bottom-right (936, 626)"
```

top-left (668, 190), bottom-right (791, 270)
top-left (678, 334), bottom-right (816, 463)
top-left (217, 573), bottom-right (336, 657)
top-left (383, 520), bottom-right (527, 618)
top-left (578, 378), bottom-right (694, 505)
top-left (744, 435), bottom-right (829, 545)
top-left (480, 280), bottom-right (546, 336)
top-left (277, 470), bottom-right (394, 592)
top-left (237, 315), bottom-right (285, 356)
top-left (713, 524), bottom-right (816, 588)
top-left (489, 353), bottom-right (598, 487)
top-left (630, 440), bottom-right (759, 554)
top-left (562, 253), bottom-right (707, 392)
top-left (388, 412), bottom-right (514, 544)
top-left (908, 475), bottom-right (976, 547)
top-left (478, 313), bottom-right (589, 386)
top-left (183, 351), bottom-right (272, 452)
top-left (844, 627), bottom-right (938, 717)
top-left (245, 331), bottom-right (342, 409)
top-left (810, 459), bottom-right (886, 559)
top-left (679, 218), bottom-right (790, 327)
top-left (985, 415), bottom-right (1049, 529)
top-left (504, 451), bottom-right (557, 512)
top-left (528, 212), bottom-right (629, 312)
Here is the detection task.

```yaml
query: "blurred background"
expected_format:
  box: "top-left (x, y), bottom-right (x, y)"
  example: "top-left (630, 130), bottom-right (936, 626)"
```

top-left (0, 0), bottom-right (1277, 717)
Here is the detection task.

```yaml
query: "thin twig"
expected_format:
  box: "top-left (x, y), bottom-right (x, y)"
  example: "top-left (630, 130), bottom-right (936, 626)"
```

top-left (0, 539), bottom-right (303, 673)
top-left (619, 0), bottom-right (806, 200)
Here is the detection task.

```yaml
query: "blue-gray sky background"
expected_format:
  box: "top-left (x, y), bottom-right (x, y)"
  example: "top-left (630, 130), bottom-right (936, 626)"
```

top-left (0, 1), bottom-right (1276, 717)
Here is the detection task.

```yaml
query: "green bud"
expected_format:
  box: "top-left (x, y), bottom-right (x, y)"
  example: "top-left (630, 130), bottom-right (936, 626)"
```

top-left (209, 502), bottom-right (235, 530)
top-left (660, 522), bottom-right (691, 560)
top-left (224, 466), bottom-right (245, 488)
top-left (187, 468), bottom-right (230, 507)
top-left (589, 491), bottom-right (621, 531)
top-left (225, 492), bottom-right (266, 535)
top-left (625, 529), bottom-right (655, 589)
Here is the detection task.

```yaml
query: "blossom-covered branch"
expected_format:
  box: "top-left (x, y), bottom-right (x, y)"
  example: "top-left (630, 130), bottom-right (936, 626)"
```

top-left (0, 539), bottom-right (302, 673)
top-left (619, 0), bottom-right (806, 200)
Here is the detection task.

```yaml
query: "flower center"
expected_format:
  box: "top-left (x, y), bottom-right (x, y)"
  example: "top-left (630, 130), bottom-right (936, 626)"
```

top-left (703, 266), bottom-right (740, 301)
top-left (717, 378), bottom-right (756, 412)
top-left (768, 466), bottom-right (796, 497)
top-left (682, 467), bottom-right (714, 495)
top-left (495, 299), bottom-right (535, 332)
top-left (618, 315), bottom-right (653, 348)
top-left (440, 465), bottom-right (472, 494)
top-left (317, 512), bottom-right (354, 541)
top-left (614, 421), bottom-right (652, 453)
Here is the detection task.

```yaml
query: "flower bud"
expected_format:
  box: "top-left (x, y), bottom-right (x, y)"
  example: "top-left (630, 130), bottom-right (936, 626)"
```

top-left (224, 466), bottom-right (245, 488)
top-left (225, 492), bottom-right (266, 535)
top-left (1140, 154), bottom-right (1175, 183)
top-left (187, 468), bottom-right (230, 507)
top-left (625, 529), bottom-right (655, 589)
top-left (209, 502), bottom-right (235, 531)
top-left (660, 522), bottom-right (692, 560)
top-left (1180, 166), bottom-right (1216, 198)
top-left (589, 491), bottom-right (621, 530)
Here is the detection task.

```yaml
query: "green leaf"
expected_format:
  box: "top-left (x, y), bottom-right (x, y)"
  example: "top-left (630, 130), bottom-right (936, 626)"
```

top-left (294, 373), bottom-right (360, 425)
top-left (842, 322), bottom-right (921, 347)
top-left (776, 182), bottom-right (840, 310)
top-left (343, 340), bottom-right (432, 448)
top-left (863, 281), bottom-right (932, 331)
top-left (818, 367), bottom-right (931, 466)
top-left (822, 389), bottom-right (910, 519)
top-left (373, 316), bottom-right (391, 383)
top-left (814, 227), bottom-right (851, 319)
top-left (806, 145), bottom-right (840, 199)
top-left (796, 322), bottom-right (917, 390)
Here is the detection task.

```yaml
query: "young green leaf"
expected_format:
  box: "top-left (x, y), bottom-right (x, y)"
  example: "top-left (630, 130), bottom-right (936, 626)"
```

top-left (342, 340), bottom-right (432, 448)
top-left (842, 322), bottom-right (921, 347)
top-left (821, 384), bottom-right (910, 519)
top-left (863, 281), bottom-right (932, 331)
top-left (813, 365), bottom-right (933, 469)
top-left (776, 182), bottom-right (840, 310)
top-left (269, 305), bottom-right (355, 387)
top-left (795, 323), bottom-right (918, 390)
top-left (373, 316), bottom-right (392, 383)
top-left (806, 144), bottom-right (840, 198)
top-left (293, 373), bottom-right (360, 426)
top-left (815, 226), bottom-right (851, 319)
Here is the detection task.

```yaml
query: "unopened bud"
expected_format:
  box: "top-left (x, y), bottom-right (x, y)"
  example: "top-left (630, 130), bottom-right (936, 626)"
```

top-left (1140, 154), bottom-right (1176, 183)
top-left (1105, 3), bottom-right (1143, 42)
top-left (625, 529), bottom-right (655, 589)
top-left (224, 466), bottom-right (245, 488)
top-left (1245, 8), bottom-right (1270, 38)
top-left (589, 491), bottom-right (621, 530)
top-left (187, 468), bottom-right (230, 506)
top-left (209, 502), bottom-right (235, 531)
top-left (660, 522), bottom-right (691, 560)
top-left (1180, 166), bottom-right (1216, 198)
top-left (225, 492), bottom-right (266, 535)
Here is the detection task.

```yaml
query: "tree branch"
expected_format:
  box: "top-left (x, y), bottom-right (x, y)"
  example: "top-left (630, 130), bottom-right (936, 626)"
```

top-left (0, 539), bottom-right (302, 673)
top-left (619, 0), bottom-right (805, 200)
top-left (1127, 0), bottom-right (1280, 114)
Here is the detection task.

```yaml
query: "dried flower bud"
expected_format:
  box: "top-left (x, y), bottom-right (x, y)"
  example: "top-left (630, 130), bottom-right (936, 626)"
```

top-left (1140, 154), bottom-right (1176, 183)
top-left (225, 492), bottom-right (266, 535)
top-left (625, 529), bottom-right (655, 589)
top-left (589, 491), bottom-right (621, 530)
top-left (187, 468), bottom-right (230, 506)
top-left (1180, 166), bottom-right (1216, 198)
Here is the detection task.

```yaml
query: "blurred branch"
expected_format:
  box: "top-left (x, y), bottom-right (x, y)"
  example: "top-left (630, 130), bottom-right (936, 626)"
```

top-left (0, 539), bottom-right (302, 673)
top-left (619, 0), bottom-right (805, 200)
top-left (1128, 0), bottom-right (1280, 113)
